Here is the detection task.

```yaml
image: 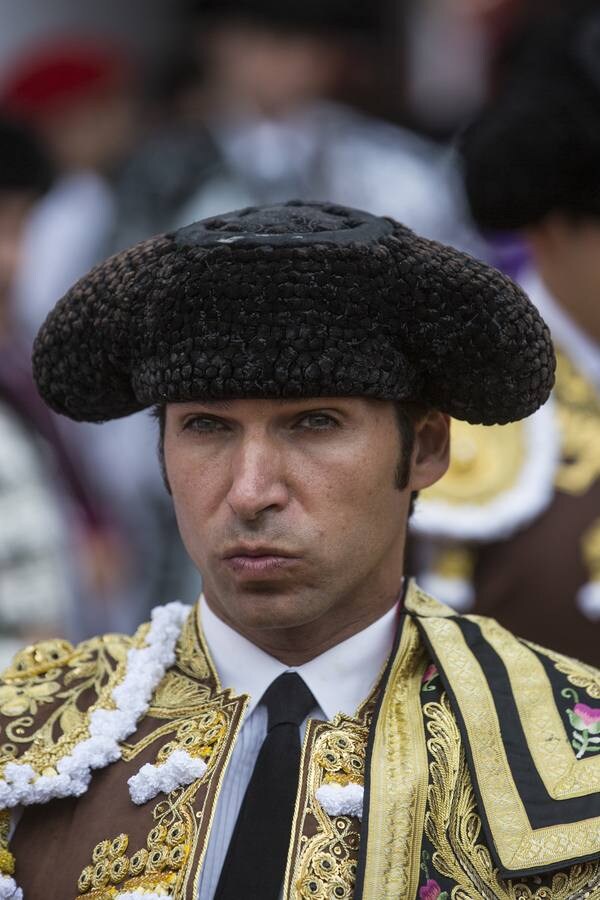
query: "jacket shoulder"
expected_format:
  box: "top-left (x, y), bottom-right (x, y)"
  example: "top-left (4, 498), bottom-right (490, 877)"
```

top-left (0, 629), bottom-right (141, 774)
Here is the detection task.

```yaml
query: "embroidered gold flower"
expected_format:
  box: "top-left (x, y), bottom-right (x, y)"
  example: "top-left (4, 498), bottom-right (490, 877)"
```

top-left (0, 678), bottom-right (60, 717)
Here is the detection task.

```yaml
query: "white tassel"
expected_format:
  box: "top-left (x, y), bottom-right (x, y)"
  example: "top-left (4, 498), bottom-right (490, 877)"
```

top-left (128, 749), bottom-right (207, 805)
top-left (316, 783), bottom-right (364, 820)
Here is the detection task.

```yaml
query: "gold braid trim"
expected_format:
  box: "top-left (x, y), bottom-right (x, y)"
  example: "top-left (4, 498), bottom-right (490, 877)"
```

top-left (420, 615), bottom-right (600, 872)
top-left (466, 615), bottom-right (600, 800)
top-left (424, 693), bottom-right (600, 899)
top-left (361, 614), bottom-right (430, 899)
top-left (0, 809), bottom-right (14, 875)
top-left (525, 641), bottom-right (600, 702)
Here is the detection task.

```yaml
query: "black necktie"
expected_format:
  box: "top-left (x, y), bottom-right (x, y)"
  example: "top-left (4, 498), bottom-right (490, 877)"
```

top-left (214, 672), bottom-right (316, 899)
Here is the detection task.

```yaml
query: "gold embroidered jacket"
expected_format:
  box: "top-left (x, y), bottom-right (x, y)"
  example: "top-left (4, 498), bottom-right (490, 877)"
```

top-left (1, 583), bottom-right (600, 899)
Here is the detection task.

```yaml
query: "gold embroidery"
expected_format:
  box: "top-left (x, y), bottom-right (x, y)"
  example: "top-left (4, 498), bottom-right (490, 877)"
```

top-left (77, 822), bottom-right (188, 898)
top-left (420, 614), bottom-right (600, 872)
top-left (149, 670), bottom-right (211, 716)
top-left (554, 351), bottom-right (600, 495)
top-left (2, 638), bottom-right (76, 679)
top-left (405, 582), bottom-right (456, 619)
top-left (0, 810), bottom-right (14, 876)
top-left (286, 719), bottom-right (366, 900)
top-left (467, 615), bottom-right (600, 799)
top-left (423, 418), bottom-right (527, 505)
top-left (361, 612), bottom-right (430, 899)
top-left (0, 629), bottom-right (146, 774)
top-left (121, 707), bottom-right (229, 772)
top-left (423, 693), bottom-right (600, 899)
top-left (284, 641), bottom-right (391, 900)
top-left (0, 676), bottom-right (61, 717)
top-left (76, 607), bottom-right (248, 900)
top-left (526, 642), bottom-right (600, 702)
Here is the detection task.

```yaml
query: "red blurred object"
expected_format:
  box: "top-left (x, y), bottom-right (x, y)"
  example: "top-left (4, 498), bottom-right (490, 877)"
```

top-left (1, 40), bottom-right (130, 122)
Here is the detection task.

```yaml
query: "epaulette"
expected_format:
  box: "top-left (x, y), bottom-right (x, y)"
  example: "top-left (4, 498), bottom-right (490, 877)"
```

top-left (407, 586), bottom-right (600, 878)
top-left (0, 631), bottom-right (140, 777)
top-left (411, 402), bottom-right (559, 543)
top-left (0, 603), bottom-right (191, 896)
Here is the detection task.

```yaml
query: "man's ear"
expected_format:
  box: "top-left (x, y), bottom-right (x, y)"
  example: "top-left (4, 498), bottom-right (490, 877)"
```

top-left (409, 411), bottom-right (450, 491)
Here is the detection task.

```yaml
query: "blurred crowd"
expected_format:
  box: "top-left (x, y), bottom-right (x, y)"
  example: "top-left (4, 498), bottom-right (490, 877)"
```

top-left (0, 0), bottom-right (597, 666)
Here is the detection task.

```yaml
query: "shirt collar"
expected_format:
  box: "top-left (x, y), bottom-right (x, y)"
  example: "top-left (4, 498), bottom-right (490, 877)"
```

top-left (199, 596), bottom-right (399, 721)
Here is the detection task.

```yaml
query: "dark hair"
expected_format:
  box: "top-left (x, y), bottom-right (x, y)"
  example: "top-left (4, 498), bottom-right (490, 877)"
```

top-left (152, 400), bottom-right (419, 502)
top-left (0, 117), bottom-right (54, 195)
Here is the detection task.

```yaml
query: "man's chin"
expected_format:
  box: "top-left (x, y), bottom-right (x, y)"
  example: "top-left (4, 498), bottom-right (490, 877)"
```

top-left (209, 583), bottom-right (323, 632)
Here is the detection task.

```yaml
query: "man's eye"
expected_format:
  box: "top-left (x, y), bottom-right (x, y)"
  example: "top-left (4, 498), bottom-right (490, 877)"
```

top-left (296, 413), bottom-right (338, 431)
top-left (183, 417), bottom-right (228, 433)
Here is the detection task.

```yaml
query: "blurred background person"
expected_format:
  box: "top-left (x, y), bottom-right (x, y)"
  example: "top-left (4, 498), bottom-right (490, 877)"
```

top-left (0, 39), bottom-right (202, 632)
top-left (1, 38), bottom-right (137, 335)
top-left (0, 0), bottom-right (592, 656)
top-left (0, 116), bottom-right (124, 664)
top-left (114, 0), bottom-right (481, 254)
top-left (412, 0), bottom-right (600, 664)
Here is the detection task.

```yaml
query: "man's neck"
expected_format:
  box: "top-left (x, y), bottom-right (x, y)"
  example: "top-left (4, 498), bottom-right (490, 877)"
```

top-left (203, 583), bottom-right (403, 667)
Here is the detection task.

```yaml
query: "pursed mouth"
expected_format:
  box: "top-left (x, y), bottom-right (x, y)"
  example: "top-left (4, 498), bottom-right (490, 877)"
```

top-left (222, 546), bottom-right (298, 559)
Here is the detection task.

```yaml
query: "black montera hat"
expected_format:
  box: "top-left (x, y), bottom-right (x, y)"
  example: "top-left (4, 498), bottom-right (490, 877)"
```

top-left (461, 0), bottom-right (600, 230)
top-left (32, 201), bottom-right (554, 426)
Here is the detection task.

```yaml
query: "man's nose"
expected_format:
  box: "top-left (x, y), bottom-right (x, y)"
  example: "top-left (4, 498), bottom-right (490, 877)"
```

top-left (226, 438), bottom-right (289, 521)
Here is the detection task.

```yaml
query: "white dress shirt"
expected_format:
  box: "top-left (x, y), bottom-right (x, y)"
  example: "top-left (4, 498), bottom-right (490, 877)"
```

top-left (197, 597), bottom-right (399, 899)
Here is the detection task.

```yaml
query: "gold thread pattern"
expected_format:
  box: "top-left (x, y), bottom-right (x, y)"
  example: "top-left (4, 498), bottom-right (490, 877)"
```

top-left (76, 823), bottom-right (186, 898)
top-left (423, 692), bottom-right (600, 899)
top-left (74, 605), bottom-right (248, 900)
top-left (420, 614), bottom-right (600, 872)
top-left (361, 611), bottom-right (430, 898)
top-left (422, 418), bottom-right (527, 506)
top-left (466, 615), bottom-right (600, 799)
top-left (525, 642), bottom-right (600, 702)
top-left (0, 810), bottom-right (14, 876)
top-left (0, 629), bottom-right (147, 775)
top-left (290, 720), bottom-right (367, 899)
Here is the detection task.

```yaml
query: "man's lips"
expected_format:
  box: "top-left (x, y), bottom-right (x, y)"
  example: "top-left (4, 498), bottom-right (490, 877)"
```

top-left (222, 546), bottom-right (300, 576)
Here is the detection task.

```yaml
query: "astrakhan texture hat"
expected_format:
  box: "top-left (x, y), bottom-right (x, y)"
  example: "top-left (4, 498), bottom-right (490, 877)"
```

top-left (461, 0), bottom-right (600, 230)
top-left (32, 201), bottom-right (554, 426)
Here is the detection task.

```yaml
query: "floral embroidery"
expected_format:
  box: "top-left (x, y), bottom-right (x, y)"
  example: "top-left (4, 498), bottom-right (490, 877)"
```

top-left (563, 688), bottom-right (600, 758)
top-left (0, 678), bottom-right (60, 717)
top-left (419, 851), bottom-right (448, 900)
top-left (421, 664), bottom-right (439, 693)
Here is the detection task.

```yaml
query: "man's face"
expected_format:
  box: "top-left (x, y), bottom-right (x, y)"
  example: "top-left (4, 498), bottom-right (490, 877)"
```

top-left (164, 397), bottom-right (448, 642)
